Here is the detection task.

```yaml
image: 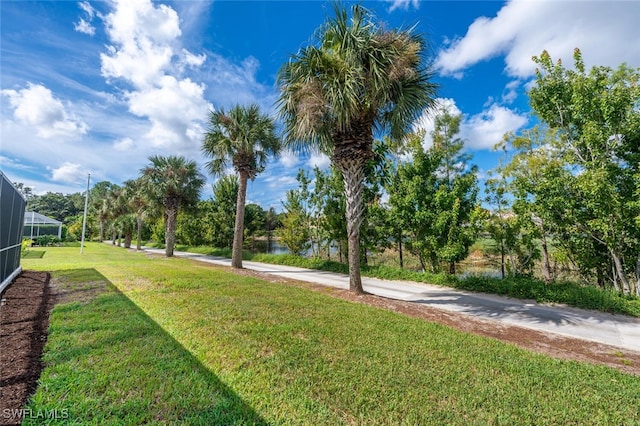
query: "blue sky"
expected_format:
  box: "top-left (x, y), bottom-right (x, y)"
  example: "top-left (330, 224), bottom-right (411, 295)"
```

top-left (2, 0), bottom-right (639, 211)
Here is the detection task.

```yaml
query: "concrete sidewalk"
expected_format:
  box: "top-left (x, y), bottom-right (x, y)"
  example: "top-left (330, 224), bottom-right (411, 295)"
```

top-left (142, 246), bottom-right (640, 352)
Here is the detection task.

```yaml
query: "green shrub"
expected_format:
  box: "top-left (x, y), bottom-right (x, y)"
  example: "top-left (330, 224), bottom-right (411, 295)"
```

top-left (34, 235), bottom-right (61, 246)
top-left (21, 239), bottom-right (32, 257)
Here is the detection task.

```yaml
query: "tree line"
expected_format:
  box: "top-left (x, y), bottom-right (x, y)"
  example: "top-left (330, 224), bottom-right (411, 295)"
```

top-left (17, 6), bottom-right (639, 296)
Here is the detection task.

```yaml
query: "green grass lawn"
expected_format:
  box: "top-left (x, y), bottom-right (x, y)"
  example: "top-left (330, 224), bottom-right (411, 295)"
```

top-left (22, 243), bottom-right (640, 425)
top-left (161, 244), bottom-right (640, 317)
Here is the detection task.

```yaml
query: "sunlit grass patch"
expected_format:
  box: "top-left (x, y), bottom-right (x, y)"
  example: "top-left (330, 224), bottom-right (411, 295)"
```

top-left (22, 243), bottom-right (640, 424)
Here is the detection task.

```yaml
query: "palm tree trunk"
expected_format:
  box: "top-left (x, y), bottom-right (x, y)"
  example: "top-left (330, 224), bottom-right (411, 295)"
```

top-left (165, 198), bottom-right (179, 257)
top-left (338, 158), bottom-right (366, 294)
top-left (232, 172), bottom-right (248, 268)
top-left (136, 213), bottom-right (143, 250)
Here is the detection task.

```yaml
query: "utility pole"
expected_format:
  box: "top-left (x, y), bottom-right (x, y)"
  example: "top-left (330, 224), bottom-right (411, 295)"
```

top-left (80, 173), bottom-right (91, 254)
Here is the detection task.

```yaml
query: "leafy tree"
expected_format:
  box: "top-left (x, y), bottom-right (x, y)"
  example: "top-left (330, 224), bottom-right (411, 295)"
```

top-left (244, 203), bottom-right (266, 250)
top-left (388, 126), bottom-right (480, 274)
top-left (314, 166), bottom-right (348, 262)
top-left (483, 176), bottom-right (536, 279)
top-left (497, 127), bottom-right (571, 282)
top-left (13, 182), bottom-right (36, 202)
top-left (526, 49), bottom-right (640, 294)
top-left (430, 111), bottom-right (481, 274)
top-left (140, 155), bottom-right (205, 257)
top-left (27, 192), bottom-right (83, 222)
top-left (209, 175), bottom-right (239, 249)
top-left (176, 201), bottom-right (213, 247)
top-left (65, 214), bottom-right (95, 242)
top-left (203, 104), bottom-right (281, 269)
top-left (278, 4), bottom-right (437, 293)
top-left (264, 207), bottom-right (281, 253)
top-left (280, 189), bottom-right (311, 256)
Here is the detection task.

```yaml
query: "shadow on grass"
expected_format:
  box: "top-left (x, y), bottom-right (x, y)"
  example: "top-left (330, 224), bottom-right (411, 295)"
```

top-left (22, 251), bottom-right (45, 259)
top-left (24, 268), bottom-right (268, 425)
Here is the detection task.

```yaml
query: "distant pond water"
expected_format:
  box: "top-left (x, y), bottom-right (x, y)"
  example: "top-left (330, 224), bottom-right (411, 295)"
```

top-left (249, 238), bottom-right (502, 279)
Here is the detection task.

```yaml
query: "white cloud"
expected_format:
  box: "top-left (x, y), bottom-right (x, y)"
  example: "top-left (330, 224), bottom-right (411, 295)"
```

top-left (279, 149), bottom-right (300, 168)
top-left (387, 0), bottom-right (419, 12)
top-left (97, 0), bottom-right (212, 153)
top-left (1, 83), bottom-right (88, 138)
top-left (465, 103), bottom-right (528, 150)
top-left (180, 48), bottom-right (206, 68)
top-left (501, 80), bottom-right (520, 104)
top-left (413, 98), bottom-right (528, 151)
top-left (75, 2), bottom-right (96, 36)
top-left (74, 19), bottom-right (95, 36)
top-left (50, 162), bottom-right (87, 184)
top-left (0, 156), bottom-right (34, 171)
top-left (100, 0), bottom-right (181, 88)
top-left (308, 153), bottom-right (331, 169)
top-left (78, 1), bottom-right (95, 18)
top-left (127, 75), bottom-right (210, 148)
top-left (265, 175), bottom-right (298, 189)
top-left (113, 137), bottom-right (134, 151)
top-left (435, 0), bottom-right (640, 78)
top-left (413, 98), bottom-right (461, 138)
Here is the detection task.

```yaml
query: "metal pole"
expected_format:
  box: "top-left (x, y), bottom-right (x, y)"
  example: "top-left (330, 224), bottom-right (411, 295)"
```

top-left (30, 211), bottom-right (34, 241)
top-left (80, 173), bottom-right (90, 254)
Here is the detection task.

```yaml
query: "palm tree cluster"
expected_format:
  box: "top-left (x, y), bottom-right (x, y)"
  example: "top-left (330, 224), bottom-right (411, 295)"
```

top-left (91, 5), bottom-right (438, 294)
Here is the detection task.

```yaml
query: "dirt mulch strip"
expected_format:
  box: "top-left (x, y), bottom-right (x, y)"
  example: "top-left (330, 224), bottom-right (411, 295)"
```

top-left (0, 271), bottom-right (54, 426)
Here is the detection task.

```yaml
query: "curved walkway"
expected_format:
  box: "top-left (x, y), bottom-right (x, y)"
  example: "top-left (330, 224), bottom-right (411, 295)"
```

top-left (142, 247), bottom-right (640, 352)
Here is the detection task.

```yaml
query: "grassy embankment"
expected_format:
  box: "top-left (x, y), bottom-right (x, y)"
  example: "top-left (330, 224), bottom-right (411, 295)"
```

top-left (154, 242), bottom-right (640, 318)
top-left (19, 243), bottom-right (640, 424)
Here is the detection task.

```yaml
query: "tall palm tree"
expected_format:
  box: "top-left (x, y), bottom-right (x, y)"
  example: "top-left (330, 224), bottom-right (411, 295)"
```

top-left (277, 4), bottom-right (437, 293)
top-left (140, 155), bottom-right (205, 257)
top-left (105, 185), bottom-right (126, 246)
top-left (202, 104), bottom-right (281, 268)
top-left (122, 178), bottom-right (149, 250)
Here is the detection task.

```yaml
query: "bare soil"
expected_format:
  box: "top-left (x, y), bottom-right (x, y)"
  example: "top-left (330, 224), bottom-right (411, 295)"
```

top-left (1, 267), bottom-right (639, 424)
top-left (0, 271), bottom-right (54, 426)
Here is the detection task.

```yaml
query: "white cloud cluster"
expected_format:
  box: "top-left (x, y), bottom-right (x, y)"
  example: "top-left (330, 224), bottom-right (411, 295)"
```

top-left (113, 137), bottom-right (134, 151)
top-left (49, 162), bottom-right (88, 184)
top-left (1, 83), bottom-right (88, 138)
top-left (464, 103), bottom-right (528, 150)
top-left (435, 0), bottom-right (640, 78)
top-left (413, 98), bottom-right (528, 151)
top-left (74, 1), bottom-right (96, 36)
top-left (308, 153), bottom-right (331, 169)
top-left (99, 0), bottom-right (212, 151)
top-left (386, 0), bottom-right (420, 13)
top-left (279, 149), bottom-right (300, 168)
